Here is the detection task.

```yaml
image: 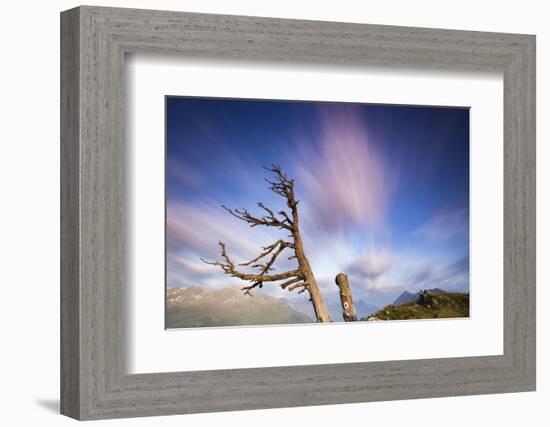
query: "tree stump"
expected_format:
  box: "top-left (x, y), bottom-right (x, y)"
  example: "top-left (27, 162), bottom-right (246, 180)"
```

top-left (335, 273), bottom-right (357, 321)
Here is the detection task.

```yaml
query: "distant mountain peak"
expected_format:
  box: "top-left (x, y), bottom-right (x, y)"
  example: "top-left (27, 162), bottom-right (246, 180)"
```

top-left (393, 290), bottom-right (417, 306)
top-left (393, 288), bottom-right (447, 306)
top-left (167, 286), bottom-right (207, 304)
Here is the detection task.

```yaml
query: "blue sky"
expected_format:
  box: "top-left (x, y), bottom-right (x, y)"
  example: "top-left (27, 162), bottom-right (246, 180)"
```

top-left (166, 96), bottom-right (469, 311)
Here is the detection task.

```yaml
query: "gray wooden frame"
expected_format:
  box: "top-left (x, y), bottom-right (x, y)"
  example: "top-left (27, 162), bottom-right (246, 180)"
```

top-left (60, 5), bottom-right (536, 420)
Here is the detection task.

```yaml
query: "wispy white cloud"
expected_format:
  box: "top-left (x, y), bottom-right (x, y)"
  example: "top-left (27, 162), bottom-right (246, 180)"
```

top-left (347, 250), bottom-right (393, 280)
top-left (295, 106), bottom-right (396, 233)
top-left (414, 207), bottom-right (469, 242)
top-left (167, 158), bottom-right (206, 189)
top-left (168, 253), bottom-right (219, 276)
top-left (387, 253), bottom-right (469, 294)
top-left (338, 246), bottom-right (400, 294)
top-left (167, 200), bottom-right (262, 257)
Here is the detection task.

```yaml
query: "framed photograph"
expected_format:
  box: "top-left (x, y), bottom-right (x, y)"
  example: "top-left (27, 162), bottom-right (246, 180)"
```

top-left (61, 6), bottom-right (536, 420)
top-left (164, 97), bottom-right (471, 329)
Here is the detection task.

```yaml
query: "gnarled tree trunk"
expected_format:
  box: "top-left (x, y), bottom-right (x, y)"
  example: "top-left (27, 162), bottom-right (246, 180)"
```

top-left (286, 173), bottom-right (331, 322)
top-left (292, 230), bottom-right (331, 322)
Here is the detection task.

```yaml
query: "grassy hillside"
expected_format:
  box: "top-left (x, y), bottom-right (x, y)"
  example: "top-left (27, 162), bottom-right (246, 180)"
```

top-left (166, 287), bottom-right (312, 328)
top-left (362, 291), bottom-right (470, 321)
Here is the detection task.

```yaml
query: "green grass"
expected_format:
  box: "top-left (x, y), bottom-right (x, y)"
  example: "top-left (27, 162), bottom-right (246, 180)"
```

top-left (362, 292), bottom-right (470, 321)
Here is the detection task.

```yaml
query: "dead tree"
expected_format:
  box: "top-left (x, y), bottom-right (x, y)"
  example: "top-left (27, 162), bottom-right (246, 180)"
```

top-left (202, 165), bottom-right (332, 322)
top-left (335, 273), bottom-right (357, 321)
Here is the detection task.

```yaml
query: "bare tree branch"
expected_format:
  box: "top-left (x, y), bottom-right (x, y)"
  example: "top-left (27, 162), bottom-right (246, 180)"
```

top-left (278, 210), bottom-right (293, 225)
top-left (241, 240), bottom-right (295, 279)
top-left (263, 164), bottom-right (296, 205)
top-left (288, 282), bottom-right (308, 292)
top-left (257, 202), bottom-right (294, 228)
top-left (221, 204), bottom-right (292, 230)
top-left (239, 239), bottom-right (293, 267)
top-left (279, 277), bottom-right (303, 289)
top-left (201, 242), bottom-right (300, 295)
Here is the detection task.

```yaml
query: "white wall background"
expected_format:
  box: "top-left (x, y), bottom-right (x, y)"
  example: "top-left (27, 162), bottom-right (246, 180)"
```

top-left (0, 1), bottom-right (546, 425)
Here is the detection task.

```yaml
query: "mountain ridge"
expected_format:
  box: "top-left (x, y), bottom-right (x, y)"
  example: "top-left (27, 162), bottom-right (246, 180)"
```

top-left (166, 286), bottom-right (313, 328)
top-left (393, 288), bottom-right (446, 306)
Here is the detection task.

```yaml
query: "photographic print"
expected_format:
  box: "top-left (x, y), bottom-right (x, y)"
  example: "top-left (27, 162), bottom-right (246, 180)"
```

top-left (166, 97), bottom-right (470, 329)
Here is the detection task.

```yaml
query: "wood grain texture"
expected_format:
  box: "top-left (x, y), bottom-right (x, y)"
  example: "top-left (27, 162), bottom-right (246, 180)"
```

top-left (60, 7), bottom-right (80, 419)
top-left (60, 5), bottom-right (536, 420)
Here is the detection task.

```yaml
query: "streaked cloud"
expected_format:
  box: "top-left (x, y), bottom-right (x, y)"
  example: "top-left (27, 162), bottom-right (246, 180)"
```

top-left (167, 158), bottom-right (205, 189)
top-left (167, 200), bottom-right (262, 257)
top-left (414, 207), bottom-right (469, 242)
top-left (347, 250), bottom-right (393, 280)
top-left (296, 106), bottom-right (396, 232)
top-left (395, 254), bottom-right (470, 294)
